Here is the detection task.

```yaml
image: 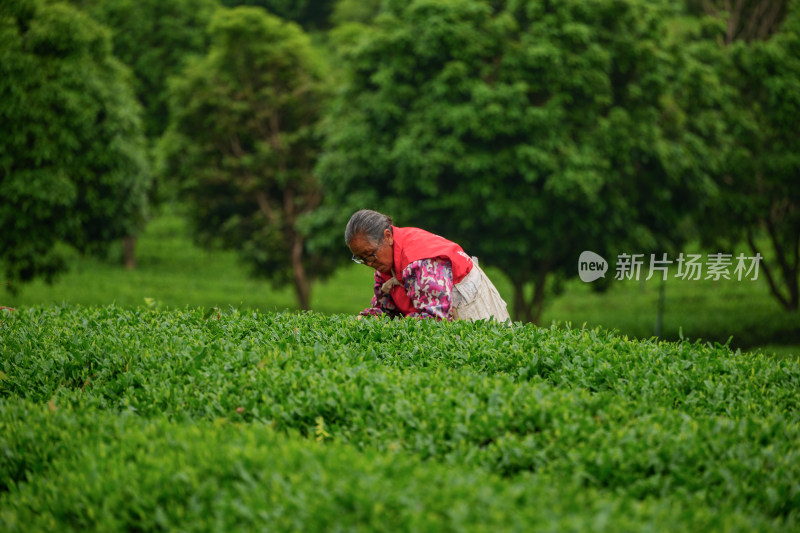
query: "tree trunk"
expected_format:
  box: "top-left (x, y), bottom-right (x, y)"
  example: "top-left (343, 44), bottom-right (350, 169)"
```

top-left (529, 269), bottom-right (547, 324)
top-left (791, 227), bottom-right (800, 311)
top-left (290, 231), bottom-right (311, 311)
top-left (698, 0), bottom-right (789, 44)
top-left (655, 277), bottom-right (666, 337)
top-left (122, 235), bottom-right (137, 270)
top-left (747, 229), bottom-right (799, 312)
top-left (511, 269), bottom-right (548, 323)
top-left (512, 283), bottom-right (528, 323)
top-left (282, 186), bottom-right (311, 311)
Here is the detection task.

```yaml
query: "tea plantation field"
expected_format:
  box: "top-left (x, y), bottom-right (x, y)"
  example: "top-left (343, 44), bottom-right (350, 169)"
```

top-left (1, 306), bottom-right (798, 531)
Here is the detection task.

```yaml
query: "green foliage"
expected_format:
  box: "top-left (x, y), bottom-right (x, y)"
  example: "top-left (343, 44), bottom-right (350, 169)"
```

top-left (1, 209), bottom-right (798, 352)
top-left (318, 0), bottom-right (721, 322)
top-left (1, 306), bottom-right (799, 529)
top-left (683, 0), bottom-right (791, 43)
top-left (220, 0), bottom-right (337, 30)
top-left (688, 3), bottom-right (800, 311)
top-left (331, 0), bottom-right (383, 26)
top-left (0, 402), bottom-right (790, 532)
top-left (76, 0), bottom-right (220, 139)
top-left (724, 8), bottom-right (800, 310)
top-left (544, 276), bottom-right (800, 351)
top-left (158, 8), bottom-right (337, 310)
top-left (0, 207), bottom-right (376, 313)
top-left (0, 0), bottom-right (150, 289)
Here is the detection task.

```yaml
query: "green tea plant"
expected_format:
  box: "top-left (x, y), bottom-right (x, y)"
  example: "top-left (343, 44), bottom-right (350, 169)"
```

top-left (0, 400), bottom-right (786, 533)
top-left (1, 306), bottom-right (798, 530)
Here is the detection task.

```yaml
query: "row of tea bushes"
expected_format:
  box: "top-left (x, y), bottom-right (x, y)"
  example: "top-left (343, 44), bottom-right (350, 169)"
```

top-left (4, 306), bottom-right (797, 418)
top-left (1, 306), bottom-right (798, 529)
top-left (0, 400), bottom-right (788, 533)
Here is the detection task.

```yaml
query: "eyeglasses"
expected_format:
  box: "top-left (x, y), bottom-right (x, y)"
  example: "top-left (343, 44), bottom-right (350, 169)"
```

top-left (352, 250), bottom-right (378, 265)
top-left (352, 241), bottom-right (383, 265)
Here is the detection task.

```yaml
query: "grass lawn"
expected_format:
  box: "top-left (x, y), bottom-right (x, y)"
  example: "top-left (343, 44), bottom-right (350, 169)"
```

top-left (1, 209), bottom-right (374, 314)
top-left (537, 275), bottom-right (800, 357)
top-left (3, 206), bottom-right (798, 358)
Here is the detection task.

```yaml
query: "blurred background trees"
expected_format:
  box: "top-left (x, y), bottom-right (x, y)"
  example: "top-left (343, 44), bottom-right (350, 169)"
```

top-left (157, 7), bottom-right (333, 310)
top-left (0, 0), bottom-right (149, 290)
top-left (317, 0), bottom-right (725, 322)
top-left (219, 0), bottom-right (337, 30)
top-left (685, 0), bottom-right (791, 43)
top-left (695, 2), bottom-right (800, 311)
top-left (73, 0), bottom-right (219, 141)
top-left (67, 0), bottom-right (219, 268)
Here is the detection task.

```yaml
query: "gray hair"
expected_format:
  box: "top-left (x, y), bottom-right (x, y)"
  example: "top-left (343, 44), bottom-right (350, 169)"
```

top-left (345, 209), bottom-right (393, 246)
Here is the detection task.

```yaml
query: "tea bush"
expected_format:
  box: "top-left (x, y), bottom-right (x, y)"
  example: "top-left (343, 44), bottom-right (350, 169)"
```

top-left (0, 400), bottom-right (788, 533)
top-left (1, 306), bottom-right (798, 530)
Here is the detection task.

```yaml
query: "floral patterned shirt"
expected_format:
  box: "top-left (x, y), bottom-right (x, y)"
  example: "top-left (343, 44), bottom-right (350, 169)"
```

top-left (360, 258), bottom-right (454, 321)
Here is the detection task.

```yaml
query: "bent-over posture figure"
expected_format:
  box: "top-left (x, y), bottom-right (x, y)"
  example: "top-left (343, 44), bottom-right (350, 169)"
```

top-left (345, 209), bottom-right (510, 322)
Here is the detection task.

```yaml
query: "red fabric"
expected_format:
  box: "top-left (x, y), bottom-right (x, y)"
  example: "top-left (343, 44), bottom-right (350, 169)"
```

top-left (377, 226), bottom-right (473, 316)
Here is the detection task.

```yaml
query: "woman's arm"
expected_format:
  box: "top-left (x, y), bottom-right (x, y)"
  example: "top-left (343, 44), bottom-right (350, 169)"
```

top-left (359, 271), bottom-right (400, 317)
top-left (402, 258), bottom-right (454, 320)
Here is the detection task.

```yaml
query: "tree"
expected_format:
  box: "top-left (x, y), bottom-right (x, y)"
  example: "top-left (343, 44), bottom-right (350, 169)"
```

top-left (65, 0), bottom-right (219, 269)
top-left (0, 0), bottom-right (150, 291)
top-left (685, 0), bottom-right (791, 43)
top-left (331, 0), bottom-right (383, 26)
top-left (317, 0), bottom-right (719, 322)
top-left (158, 7), bottom-right (334, 310)
top-left (74, 0), bottom-right (220, 140)
top-left (700, 3), bottom-right (800, 310)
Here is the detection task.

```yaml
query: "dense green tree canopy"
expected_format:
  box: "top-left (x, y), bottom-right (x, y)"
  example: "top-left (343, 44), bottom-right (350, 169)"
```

top-left (220, 0), bottom-right (336, 30)
top-left (707, 4), bottom-right (800, 310)
top-left (686, 0), bottom-right (791, 43)
top-left (0, 0), bottom-right (150, 290)
top-left (318, 0), bottom-right (720, 321)
top-left (331, 0), bottom-right (383, 26)
top-left (75, 0), bottom-right (220, 139)
top-left (158, 7), bottom-right (334, 310)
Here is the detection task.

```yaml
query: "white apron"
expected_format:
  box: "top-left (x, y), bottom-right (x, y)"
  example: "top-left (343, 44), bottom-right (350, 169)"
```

top-left (451, 257), bottom-right (510, 323)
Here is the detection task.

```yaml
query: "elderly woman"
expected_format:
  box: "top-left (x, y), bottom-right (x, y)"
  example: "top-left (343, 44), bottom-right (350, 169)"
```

top-left (346, 209), bottom-right (510, 322)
